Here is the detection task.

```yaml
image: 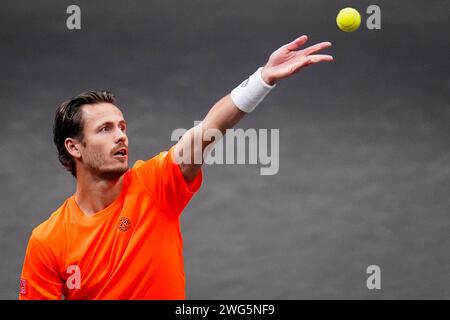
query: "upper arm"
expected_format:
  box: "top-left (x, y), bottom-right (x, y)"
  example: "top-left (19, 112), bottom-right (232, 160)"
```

top-left (19, 234), bottom-right (63, 300)
top-left (173, 95), bottom-right (246, 181)
top-left (173, 137), bottom-right (203, 183)
top-left (134, 146), bottom-right (203, 218)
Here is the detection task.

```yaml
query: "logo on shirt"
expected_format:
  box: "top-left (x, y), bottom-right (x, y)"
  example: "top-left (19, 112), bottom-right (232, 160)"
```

top-left (66, 265), bottom-right (82, 290)
top-left (118, 217), bottom-right (131, 232)
top-left (19, 278), bottom-right (26, 295)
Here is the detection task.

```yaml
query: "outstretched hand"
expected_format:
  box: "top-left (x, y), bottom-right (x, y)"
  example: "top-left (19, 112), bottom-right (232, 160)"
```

top-left (261, 35), bottom-right (333, 85)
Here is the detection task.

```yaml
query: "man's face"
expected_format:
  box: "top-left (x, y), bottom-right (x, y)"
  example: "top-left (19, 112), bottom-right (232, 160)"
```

top-left (77, 102), bottom-right (129, 180)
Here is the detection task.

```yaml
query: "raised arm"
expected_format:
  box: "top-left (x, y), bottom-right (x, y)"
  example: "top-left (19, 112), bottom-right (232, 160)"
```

top-left (174, 35), bottom-right (333, 182)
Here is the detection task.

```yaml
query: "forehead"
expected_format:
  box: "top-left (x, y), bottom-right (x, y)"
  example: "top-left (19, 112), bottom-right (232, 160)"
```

top-left (81, 102), bottom-right (125, 127)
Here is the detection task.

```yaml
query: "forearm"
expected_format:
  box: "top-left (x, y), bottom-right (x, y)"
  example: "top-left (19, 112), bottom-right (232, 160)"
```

top-left (174, 35), bottom-right (333, 182)
top-left (202, 94), bottom-right (246, 136)
top-left (173, 95), bottom-right (245, 182)
top-left (175, 67), bottom-right (277, 182)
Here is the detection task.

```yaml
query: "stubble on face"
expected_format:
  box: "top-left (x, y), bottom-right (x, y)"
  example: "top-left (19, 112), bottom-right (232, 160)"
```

top-left (81, 140), bottom-right (128, 181)
top-left (77, 105), bottom-right (129, 180)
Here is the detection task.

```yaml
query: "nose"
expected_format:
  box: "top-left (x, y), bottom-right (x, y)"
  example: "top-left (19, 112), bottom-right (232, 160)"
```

top-left (115, 127), bottom-right (127, 144)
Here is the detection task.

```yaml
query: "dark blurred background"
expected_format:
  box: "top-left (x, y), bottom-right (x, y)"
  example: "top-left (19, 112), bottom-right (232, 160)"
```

top-left (0, 0), bottom-right (449, 299)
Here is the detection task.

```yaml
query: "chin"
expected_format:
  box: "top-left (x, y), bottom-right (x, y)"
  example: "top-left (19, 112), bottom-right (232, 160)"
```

top-left (100, 165), bottom-right (129, 180)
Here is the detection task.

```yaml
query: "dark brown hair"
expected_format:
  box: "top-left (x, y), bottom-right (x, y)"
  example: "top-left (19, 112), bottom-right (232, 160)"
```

top-left (53, 91), bottom-right (116, 177)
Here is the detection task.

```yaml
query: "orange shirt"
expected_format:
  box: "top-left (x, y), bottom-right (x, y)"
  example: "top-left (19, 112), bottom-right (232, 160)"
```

top-left (19, 146), bottom-right (202, 300)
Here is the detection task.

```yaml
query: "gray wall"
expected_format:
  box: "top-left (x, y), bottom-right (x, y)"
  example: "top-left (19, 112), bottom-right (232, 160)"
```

top-left (0, 0), bottom-right (449, 299)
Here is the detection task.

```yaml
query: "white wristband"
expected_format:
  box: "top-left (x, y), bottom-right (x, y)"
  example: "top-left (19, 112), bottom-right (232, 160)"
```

top-left (230, 67), bottom-right (276, 113)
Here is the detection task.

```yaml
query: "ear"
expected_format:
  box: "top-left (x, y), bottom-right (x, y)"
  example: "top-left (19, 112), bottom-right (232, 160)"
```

top-left (65, 137), bottom-right (82, 159)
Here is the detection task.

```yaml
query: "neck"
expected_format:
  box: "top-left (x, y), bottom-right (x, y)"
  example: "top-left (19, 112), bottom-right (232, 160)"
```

top-left (74, 171), bottom-right (125, 216)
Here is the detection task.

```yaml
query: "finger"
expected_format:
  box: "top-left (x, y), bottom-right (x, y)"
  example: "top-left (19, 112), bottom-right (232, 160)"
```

top-left (284, 35), bottom-right (308, 51)
top-left (303, 41), bottom-right (332, 56)
top-left (306, 54), bottom-right (334, 64)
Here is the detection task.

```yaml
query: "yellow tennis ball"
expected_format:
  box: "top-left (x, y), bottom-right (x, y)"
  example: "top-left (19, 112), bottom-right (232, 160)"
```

top-left (336, 7), bottom-right (361, 32)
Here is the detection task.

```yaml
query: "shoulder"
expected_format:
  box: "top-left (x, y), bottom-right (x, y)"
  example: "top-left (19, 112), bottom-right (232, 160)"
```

top-left (132, 149), bottom-right (170, 171)
top-left (130, 149), bottom-right (174, 186)
top-left (31, 199), bottom-right (70, 250)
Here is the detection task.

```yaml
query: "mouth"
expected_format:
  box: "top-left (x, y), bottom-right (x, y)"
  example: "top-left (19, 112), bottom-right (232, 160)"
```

top-left (112, 147), bottom-right (128, 160)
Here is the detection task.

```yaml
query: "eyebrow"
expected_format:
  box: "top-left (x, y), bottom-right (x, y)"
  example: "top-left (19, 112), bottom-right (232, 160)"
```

top-left (95, 120), bottom-right (127, 130)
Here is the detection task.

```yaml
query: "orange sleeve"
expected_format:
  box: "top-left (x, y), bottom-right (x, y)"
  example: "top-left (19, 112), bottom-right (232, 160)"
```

top-left (19, 233), bottom-right (63, 300)
top-left (134, 145), bottom-right (203, 218)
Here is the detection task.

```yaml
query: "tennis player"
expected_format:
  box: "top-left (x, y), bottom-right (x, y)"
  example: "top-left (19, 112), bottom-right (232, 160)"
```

top-left (19, 35), bottom-right (332, 299)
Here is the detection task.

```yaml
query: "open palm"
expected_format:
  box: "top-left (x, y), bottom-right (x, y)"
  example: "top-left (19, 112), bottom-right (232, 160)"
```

top-left (261, 35), bottom-right (333, 85)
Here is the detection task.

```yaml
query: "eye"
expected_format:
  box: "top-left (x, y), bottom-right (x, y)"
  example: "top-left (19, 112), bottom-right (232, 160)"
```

top-left (99, 126), bottom-right (109, 132)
